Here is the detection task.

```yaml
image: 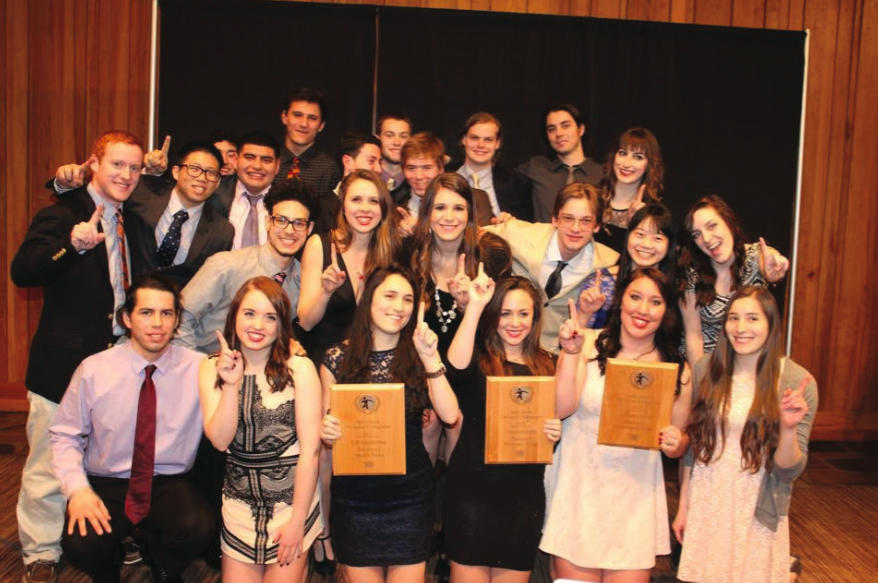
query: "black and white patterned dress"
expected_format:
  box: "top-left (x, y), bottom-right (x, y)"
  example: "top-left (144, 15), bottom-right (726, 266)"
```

top-left (221, 373), bottom-right (322, 564)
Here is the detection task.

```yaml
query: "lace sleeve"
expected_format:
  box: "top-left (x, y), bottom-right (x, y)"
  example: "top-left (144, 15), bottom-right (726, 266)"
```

top-left (322, 342), bottom-right (345, 378)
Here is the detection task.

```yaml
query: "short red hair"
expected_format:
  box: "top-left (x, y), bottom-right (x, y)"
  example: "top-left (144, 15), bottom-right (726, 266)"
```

top-left (91, 130), bottom-right (144, 161)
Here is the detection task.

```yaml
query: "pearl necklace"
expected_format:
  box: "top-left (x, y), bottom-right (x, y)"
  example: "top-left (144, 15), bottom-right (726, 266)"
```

top-left (434, 286), bottom-right (458, 333)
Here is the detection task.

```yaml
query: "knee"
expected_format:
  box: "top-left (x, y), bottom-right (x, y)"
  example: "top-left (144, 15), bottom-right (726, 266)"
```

top-left (168, 502), bottom-right (216, 551)
top-left (62, 528), bottom-right (119, 570)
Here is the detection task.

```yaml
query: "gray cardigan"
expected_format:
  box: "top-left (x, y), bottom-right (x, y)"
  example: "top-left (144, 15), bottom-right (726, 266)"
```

top-left (685, 356), bottom-right (818, 531)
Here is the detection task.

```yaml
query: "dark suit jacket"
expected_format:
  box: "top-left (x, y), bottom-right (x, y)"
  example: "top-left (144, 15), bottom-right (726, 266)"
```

top-left (206, 174), bottom-right (237, 218)
top-left (392, 182), bottom-right (495, 227)
top-left (11, 188), bottom-right (120, 403)
top-left (445, 162), bottom-right (531, 222)
top-left (126, 177), bottom-right (234, 288)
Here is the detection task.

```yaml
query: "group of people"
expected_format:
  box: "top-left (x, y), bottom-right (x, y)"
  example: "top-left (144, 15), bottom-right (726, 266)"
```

top-left (12, 86), bottom-right (817, 583)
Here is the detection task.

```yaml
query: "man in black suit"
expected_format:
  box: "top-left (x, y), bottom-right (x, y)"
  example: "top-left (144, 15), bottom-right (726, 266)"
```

top-left (12, 130), bottom-right (145, 583)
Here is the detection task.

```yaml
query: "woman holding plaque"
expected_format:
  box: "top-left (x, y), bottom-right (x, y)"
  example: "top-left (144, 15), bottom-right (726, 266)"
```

top-left (442, 273), bottom-right (561, 582)
top-left (541, 268), bottom-right (692, 582)
top-left (319, 265), bottom-right (459, 582)
top-left (674, 287), bottom-right (817, 583)
top-left (199, 276), bottom-right (322, 582)
top-left (578, 203), bottom-right (676, 329)
top-left (678, 195), bottom-right (790, 368)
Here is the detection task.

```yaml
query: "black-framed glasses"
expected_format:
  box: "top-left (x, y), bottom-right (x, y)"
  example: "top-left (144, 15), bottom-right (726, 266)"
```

top-left (270, 215), bottom-right (309, 232)
top-left (557, 214), bottom-right (596, 228)
top-left (178, 164), bottom-right (221, 182)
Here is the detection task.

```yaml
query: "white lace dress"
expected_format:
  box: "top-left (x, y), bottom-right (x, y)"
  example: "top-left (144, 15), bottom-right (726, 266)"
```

top-left (677, 375), bottom-right (790, 583)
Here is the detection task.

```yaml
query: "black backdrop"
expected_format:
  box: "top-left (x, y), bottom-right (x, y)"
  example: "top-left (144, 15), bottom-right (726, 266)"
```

top-left (159, 0), bottom-right (805, 298)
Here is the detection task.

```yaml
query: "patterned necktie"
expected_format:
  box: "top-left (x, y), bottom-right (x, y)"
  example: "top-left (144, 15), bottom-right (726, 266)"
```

top-left (125, 364), bottom-right (157, 524)
top-left (242, 192), bottom-right (264, 248)
top-left (156, 209), bottom-right (189, 267)
top-left (274, 271), bottom-right (287, 285)
top-left (544, 261), bottom-right (568, 299)
top-left (286, 156), bottom-right (301, 179)
top-left (115, 209), bottom-right (130, 291)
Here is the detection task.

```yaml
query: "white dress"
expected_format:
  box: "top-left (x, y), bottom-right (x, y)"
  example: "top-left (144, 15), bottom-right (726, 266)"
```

top-left (541, 359), bottom-right (670, 569)
top-left (677, 375), bottom-right (790, 583)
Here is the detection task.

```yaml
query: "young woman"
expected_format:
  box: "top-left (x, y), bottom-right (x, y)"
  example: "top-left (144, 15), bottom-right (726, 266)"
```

top-left (678, 195), bottom-right (790, 368)
top-left (542, 268), bottom-right (692, 582)
top-left (199, 276), bottom-right (322, 583)
top-left (675, 287), bottom-right (817, 583)
top-left (593, 128), bottom-right (665, 253)
top-left (443, 274), bottom-right (561, 582)
top-left (578, 203), bottom-right (676, 329)
top-left (318, 265), bottom-right (459, 583)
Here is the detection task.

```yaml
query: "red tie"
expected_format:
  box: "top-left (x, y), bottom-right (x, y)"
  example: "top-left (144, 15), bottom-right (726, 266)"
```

top-left (125, 364), bottom-right (157, 524)
top-left (286, 155), bottom-right (300, 179)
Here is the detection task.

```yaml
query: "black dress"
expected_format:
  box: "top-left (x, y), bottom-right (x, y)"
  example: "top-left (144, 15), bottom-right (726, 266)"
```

top-left (443, 358), bottom-right (552, 571)
top-left (323, 344), bottom-right (434, 567)
top-left (296, 232), bottom-right (358, 367)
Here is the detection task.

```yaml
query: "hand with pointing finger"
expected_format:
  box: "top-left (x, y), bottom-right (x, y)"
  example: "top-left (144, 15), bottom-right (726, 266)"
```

top-left (215, 330), bottom-right (243, 388)
top-left (448, 254), bottom-right (472, 308)
top-left (780, 377), bottom-right (811, 429)
top-left (320, 243), bottom-right (347, 295)
top-left (559, 299), bottom-right (585, 355)
top-left (70, 205), bottom-right (106, 252)
top-left (143, 135), bottom-right (172, 176)
top-left (413, 301), bottom-right (440, 365)
top-left (397, 206), bottom-right (416, 238)
top-left (467, 262), bottom-right (495, 310)
top-left (627, 184), bottom-right (647, 222)
top-left (759, 237), bottom-right (790, 283)
top-left (56, 155), bottom-right (98, 190)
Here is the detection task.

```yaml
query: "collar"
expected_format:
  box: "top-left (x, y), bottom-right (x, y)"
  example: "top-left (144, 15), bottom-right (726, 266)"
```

top-left (546, 230), bottom-right (591, 263)
top-left (235, 179), bottom-right (270, 198)
top-left (122, 340), bottom-right (177, 377)
top-left (256, 242), bottom-right (297, 280)
top-left (168, 189), bottom-right (204, 221)
top-left (86, 184), bottom-right (122, 217)
top-left (281, 144), bottom-right (315, 163)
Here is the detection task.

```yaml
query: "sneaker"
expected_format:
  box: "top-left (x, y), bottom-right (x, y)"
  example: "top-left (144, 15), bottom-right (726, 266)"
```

top-left (121, 535), bottom-right (143, 565)
top-left (22, 560), bottom-right (57, 583)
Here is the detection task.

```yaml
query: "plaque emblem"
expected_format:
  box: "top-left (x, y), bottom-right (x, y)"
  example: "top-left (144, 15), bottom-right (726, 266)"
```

top-left (509, 385), bottom-right (534, 404)
top-left (629, 370), bottom-right (654, 389)
top-left (355, 394), bottom-right (380, 413)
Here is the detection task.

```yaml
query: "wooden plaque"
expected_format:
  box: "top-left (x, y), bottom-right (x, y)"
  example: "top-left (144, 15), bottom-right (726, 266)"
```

top-left (598, 359), bottom-right (678, 450)
top-left (485, 376), bottom-right (556, 464)
top-left (330, 383), bottom-right (406, 475)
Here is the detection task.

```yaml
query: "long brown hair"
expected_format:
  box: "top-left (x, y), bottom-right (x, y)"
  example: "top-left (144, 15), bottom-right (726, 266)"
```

top-left (410, 173), bottom-right (480, 308)
top-left (333, 169), bottom-right (400, 276)
top-left (478, 277), bottom-right (555, 376)
top-left (218, 276), bottom-right (294, 393)
top-left (688, 286), bottom-right (783, 472)
top-left (337, 265), bottom-right (429, 416)
top-left (600, 127), bottom-right (664, 225)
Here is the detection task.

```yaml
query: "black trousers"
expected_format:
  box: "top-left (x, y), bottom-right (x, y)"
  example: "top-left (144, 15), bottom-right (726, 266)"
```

top-left (61, 474), bottom-right (215, 579)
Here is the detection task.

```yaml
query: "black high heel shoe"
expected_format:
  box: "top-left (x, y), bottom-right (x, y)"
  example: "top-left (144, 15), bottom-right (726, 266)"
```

top-left (312, 533), bottom-right (336, 577)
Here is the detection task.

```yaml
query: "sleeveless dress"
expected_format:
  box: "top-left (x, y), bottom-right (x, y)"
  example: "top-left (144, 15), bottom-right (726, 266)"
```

top-left (540, 359), bottom-right (670, 569)
top-left (221, 374), bottom-right (322, 564)
top-left (443, 358), bottom-right (552, 571)
top-left (296, 232), bottom-right (358, 367)
top-left (677, 375), bottom-right (790, 583)
top-left (323, 344), bottom-right (434, 567)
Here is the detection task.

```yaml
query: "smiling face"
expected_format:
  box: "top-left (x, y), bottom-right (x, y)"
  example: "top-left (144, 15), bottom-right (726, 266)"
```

top-left (725, 296), bottom-right (769, 359)
top-left (690, 207), bottom-right (735, 267)
top-left (122, 288), bottom-right (178, 361)
top-left (620, 276), bottom-right (666, 341)
top-left (236, 144), bottom-right (279, 193)
top-left (235, 289), bottom-right (279, 353)
top-left (430, 188), bottom-right (468, 244)
top-left (266, 200), bottom-right (312, 258)
top-left (90, 142), bottom-right (144, 205)
top-left (497, 289), bottom-right (534, 351)
top-left (370, 273), bottom-right (415, 338)
top-left (344, 143), bottom-right (382, 175)
top-left (378, 118), bottom-right (411, 165)
top-left (214, 140), bottom-right (238, 176)
top-left (545, 110), bottom-right (584, 157)
top-left (613, 146), bottom-right (648, 185)
top-left (344, 178), bottom-right (383, 235)
top-left (551, 198), bottom-right (600, 260)
top-left (281, 100), bottom-right (325, 150)
top-left (404, 156), bottom-right (441, 198)
top-left (462, 122), bottom-right (501, 168)
top-left (172, 150), bottom-right (222, 208)
top-left (626, 218), bottom-right (669, 269)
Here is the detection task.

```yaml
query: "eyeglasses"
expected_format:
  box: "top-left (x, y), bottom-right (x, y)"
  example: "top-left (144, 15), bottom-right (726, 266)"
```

top-left (178, 164), bottom-right (221, 183)
top-left (557, 215), bottom-right (596, 228)
top-left (270, 215), bottom-right (309, 232)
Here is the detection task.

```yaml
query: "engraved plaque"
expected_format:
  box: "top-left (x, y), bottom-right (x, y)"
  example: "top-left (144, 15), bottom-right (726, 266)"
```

top-left (485, 376), bottom-right (555, 464)
top-left (330, 383), bottom-right (406, 475)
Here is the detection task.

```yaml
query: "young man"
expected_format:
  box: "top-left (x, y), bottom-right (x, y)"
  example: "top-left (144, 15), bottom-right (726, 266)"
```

top-left (454, 112), bottom-right (528, 220)
top-left (375, 113), bottom-right (412, 191)
top-left (54, 140), bottom-right (235, 288)
top-left (12, 130), bottom-right (145, 583)
top-left (514, 104), bottom-right (604, 223)
top-left (483, 183), bottom-right (619, 353)
top-left (176, 179), bottom-right (314, 355)
top-left (278, 87), bottom-right (341, 194)
top-left (50, 274), bottom-right (214, 583)
top-left (338, 131), bottom-right (382, 180)
top-left (210, 132), bottom-right (239, 177)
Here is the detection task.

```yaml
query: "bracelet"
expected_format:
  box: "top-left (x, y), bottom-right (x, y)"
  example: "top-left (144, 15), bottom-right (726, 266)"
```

top-left (425, 365), bottom-right (447, 379)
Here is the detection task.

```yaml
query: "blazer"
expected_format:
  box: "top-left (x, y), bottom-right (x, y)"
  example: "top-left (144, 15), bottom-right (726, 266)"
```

top-left (126, 177), bottom-right (234, 288)
top-left (448, 161), bottom-right (531, 221)
top-left (393, 182), bottom-right (495, 227)
top-left (11, 188), bottom-right (120, 403)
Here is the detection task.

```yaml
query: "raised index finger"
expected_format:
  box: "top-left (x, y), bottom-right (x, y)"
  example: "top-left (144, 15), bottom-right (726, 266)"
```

top-left (330, 243), bottom-right (339, 268)
top-left (457, 253), bottom-right (466, 275)
top-left (567, 298), bottom-right (579, 322)
top-left (160, 135), bottom-right (172, 157)
top-left (81, 154), bottom-right (98, 169)
top-left (759, 237), bottom-right (769, 258)
top-left (215, 330), bottom-right (230, 352)
top-left (89, 205), bottom-right (104, 226)
top-left (418, 301), bottom-right (425, 325)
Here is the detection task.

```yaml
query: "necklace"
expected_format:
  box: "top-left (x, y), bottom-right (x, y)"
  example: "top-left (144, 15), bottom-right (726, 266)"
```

top-left (434, 286), bottom-right (458, 333)
top-left (633, 346), bottom-right (656, 361)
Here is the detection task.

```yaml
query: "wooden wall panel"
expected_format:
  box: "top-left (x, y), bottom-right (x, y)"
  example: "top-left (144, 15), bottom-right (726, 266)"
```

top-left (4, 0), bottom-right (876, 439)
